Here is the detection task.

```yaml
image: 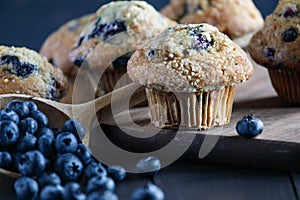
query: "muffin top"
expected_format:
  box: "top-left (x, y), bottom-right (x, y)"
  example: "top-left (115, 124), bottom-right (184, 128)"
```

top-left (69, 1), bottom-right (177, 72)
top-left (127, 24), bottom-right (253, 92)
top-left (161, 0), bottom-right (264, 39)
top-left (0, 46), bottom-right (68, 100)
top-left (40, 14), bottom-right (92, 76)
top-left (249, 0), bottom-right (300, 70)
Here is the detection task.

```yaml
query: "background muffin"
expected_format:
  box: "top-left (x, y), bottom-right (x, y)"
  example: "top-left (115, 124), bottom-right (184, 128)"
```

top-left (69, 1), bottom-right (177, 95)
top-left (0, 46), bottom-right (68, 101)
top-left (161, 0), bottom-right (264, 46)
top-left (127, 23), bottom-right (253, 129)
top-left (249, 0), bottom-right (300, 105)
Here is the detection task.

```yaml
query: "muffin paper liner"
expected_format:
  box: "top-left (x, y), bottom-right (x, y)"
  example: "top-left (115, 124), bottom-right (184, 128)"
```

top-left (146, 86), bottom-right (236, 129)
top-left (268, 69), bottom-right (300, 105)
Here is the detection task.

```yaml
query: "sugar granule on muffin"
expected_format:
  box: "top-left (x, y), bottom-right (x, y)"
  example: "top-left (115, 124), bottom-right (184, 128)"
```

top-left (127, 24), bottom-right (253, 129)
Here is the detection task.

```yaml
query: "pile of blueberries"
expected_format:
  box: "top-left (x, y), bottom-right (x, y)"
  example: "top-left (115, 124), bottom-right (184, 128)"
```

top-left (0, 100), bottom-right (164, 200)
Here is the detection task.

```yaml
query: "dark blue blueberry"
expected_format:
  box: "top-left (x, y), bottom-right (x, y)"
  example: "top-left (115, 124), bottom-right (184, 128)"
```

top-left (19, 117), bottom-right (38, 135)
top-left (283, 6), bottom-right (298, 18)
top-left (63, 182), bottom-right (87, 200)
top-left (107, 166), bottom-right (126, 182)
top-left (0, 120), bottom-right (20, 146)
top-left (194, 34), bottom-right (213, 51)
top-left (0, 109), bottom-right (19, 124)
top-left (84, 161), bottom-right (107, 180)
top-left (263, 47), bottom-right (276, 61)
top-left (147, 49), bottom-right (156, 59)
top-left (55, 132), bottom-right (78, 154)
top-left (0, 151), bottom-right (12, 169)
top-left (15, 133), bottom-right (37, 152)
top-left (62, 119), bottom-right (85, 140)
top-left (14, 62), bottom-right (37, 77)
top-left (86, 176), bottom-right (115, 194)
top-left (87, 191), bottom-right (119, 200)
top-left (75, 144), bottom-right (92, 165)
top-left (38, 171), bottom-right (61, 189)
top-left (25, 101), bottom-right (38, 112)
top-left (30, 110), bottom-right (48, 128)
top-left (236, 114), bottom-right (264, 138)
top-left (1, 55), bottom-right (20, 67)
top-left (135, 156), bottom-right (161, 173)
top-left (38, 134), bottom-right (56, 157)
top-left (6, 100), bottom-right (29, 119)
top-left (14, 176), bottom-right (39, 200)
top-left (18, 150), bottom-right (46, 177)
top-left (40, 185), bottom-right (64, 200)
top-left (74, 56), bottom-right (85, 67)
top-left (282, 27), bottom-right (298, 42)
top-left (54, 153), bottom-right (83, 182)
top-left (131, 183), bottom-right (165, 200)
top-left (37, 127), bottom-right (55, 139)
top-left (88, 19), bottom-right (127, 41)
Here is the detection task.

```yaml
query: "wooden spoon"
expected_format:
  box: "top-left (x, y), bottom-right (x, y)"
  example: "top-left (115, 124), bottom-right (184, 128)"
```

top-left (0, 82), bottom-right (146, 177)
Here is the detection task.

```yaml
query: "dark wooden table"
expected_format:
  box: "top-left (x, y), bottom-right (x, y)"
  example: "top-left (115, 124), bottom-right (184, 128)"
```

top-left (2, 0), bottom-right (297, 199)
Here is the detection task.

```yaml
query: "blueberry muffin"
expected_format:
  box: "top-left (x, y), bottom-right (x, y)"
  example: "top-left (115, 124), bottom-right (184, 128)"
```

top-left (161, 0), bottom-right (264, 46)
top-left (0, 46), bottom-right (68, 101)
top-left (40, 14), bottom-right (92, 76)
top-left (69, 1), bottom-right (177, 94)
top-left (249, 0), bottom-right (300, 105)
top-left (127, 24), bottom-right (253, 129)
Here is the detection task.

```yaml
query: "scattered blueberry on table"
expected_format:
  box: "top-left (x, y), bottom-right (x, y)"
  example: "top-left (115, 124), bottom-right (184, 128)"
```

top-left (236, 114), bottom-right (264, 139)
top-left (0, 99), bottom-right (165, 200)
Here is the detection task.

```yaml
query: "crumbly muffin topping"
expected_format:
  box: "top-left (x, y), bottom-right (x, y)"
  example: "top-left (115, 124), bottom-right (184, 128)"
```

top-left (249, 0), bottom-right (300, 70)
top-left (160, 0), bottom-right (264, 39)
top-left (127, 24), bottom-right (253, 92)
top-left (0, 46), bottom-right (68, 100)
top-left (69, 1), bottom-right (177, 71)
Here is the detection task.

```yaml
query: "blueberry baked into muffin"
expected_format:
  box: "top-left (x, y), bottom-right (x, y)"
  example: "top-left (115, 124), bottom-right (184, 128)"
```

top-left (69, 1), bottom-right (177, 94)
top-left (249, 0), bottom-right (300, 105)
top-left (0, 46), bottom-right (68, 101)
top-left (127, 24), bottom-right (253, 129)
top-left (161, 0), bottom-right (264, 47)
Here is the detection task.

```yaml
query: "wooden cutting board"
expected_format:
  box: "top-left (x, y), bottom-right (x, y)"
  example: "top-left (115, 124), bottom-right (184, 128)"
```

top-left (93, 61), bottom-right (300, 170)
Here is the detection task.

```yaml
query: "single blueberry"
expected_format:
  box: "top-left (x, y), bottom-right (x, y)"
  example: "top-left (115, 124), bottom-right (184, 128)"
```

top-left (36, 127), bottom-right (55, 139)
top-left (25, 101), bottom-right (38, 112)
top-left (236, 114), bottom-right (264, 138)
top-left (75, 144), bottom-right (92, 165)
top-left (194, 34), bottom-right (212, 51)
top-left (62, 119), bottom-right (85, 140)
top-left (6, 100), bottom-right (29, 119)
top-left (86, 176), bottom-right (115, 194)
top-left (15, 133), bottom-right (37, 152)
top-left (19, 117), bottom-right (38, 135)
top-left (63, 182), bottom-right (87, 200)
top-left (131, 183), bottom-right (165, 200)
top-left (0, 109), bottom-right (19, 124)
top-left (147, 49), bottom-right (156, 59)
top-left (263, 47), bottom-right (276, 61)
top-left (135, 156), bottom-right (161, 174)
top-left (0, 55), bottom-right (20, 67)
top-left (40, 185), bottom-right (64, 200)
top-left (282, 27), bottom-right (298, 42)
top-left (0, 151), bottom-right (12, 169)
top-left (38, 171), bottom-right (61, 189)
top-left (84, 161), bottom-right (107, 180)
top-left (87, 191), bottom-right (119, 200)
top-left (13, 62), bottom-right (37, 77)
top-left (0, 120), bottom-right (20, 146)
top-left (111, 55), bottom-right (130, 70)
top-left (54, 153), bottom-right (83, 182)
top-left (14, 176), bottom-right (39, 200)
top-left (283, 6), bottom-right (298, 18)
top-left (38, 134), bottom-right (56, 157)
top-left (107, 166), bottom-right (126, 182)
top-left (74, 56), bottom-right (85, 67)
top-left (18, 150), bottom-right (46, 177)
top-left (55, 132), bottom-right (78, 154)
top-left (30, 110), bottom-right (48, 128)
